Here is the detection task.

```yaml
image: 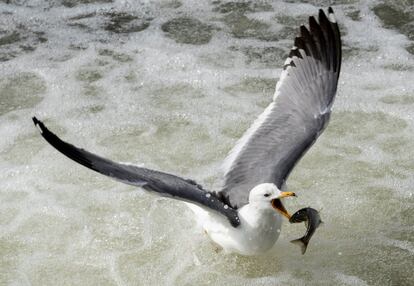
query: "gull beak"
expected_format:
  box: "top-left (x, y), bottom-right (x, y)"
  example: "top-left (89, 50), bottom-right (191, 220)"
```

top-left (271, 192), bottom-right (296, 220)
top-left (278, 191), bottom-right (296, 199)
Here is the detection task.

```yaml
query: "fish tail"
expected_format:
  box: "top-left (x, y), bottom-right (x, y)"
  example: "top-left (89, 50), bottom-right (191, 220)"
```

top-left (290, 238), bottom-right (309, 255)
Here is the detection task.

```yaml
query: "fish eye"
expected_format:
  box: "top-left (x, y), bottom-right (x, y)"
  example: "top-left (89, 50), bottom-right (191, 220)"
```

top-left (264, 193), bottom-right (270, 197)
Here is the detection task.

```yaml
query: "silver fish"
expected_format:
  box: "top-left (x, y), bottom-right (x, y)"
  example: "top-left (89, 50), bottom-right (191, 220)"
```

top-left (289, 207), bottom-right (323, 254)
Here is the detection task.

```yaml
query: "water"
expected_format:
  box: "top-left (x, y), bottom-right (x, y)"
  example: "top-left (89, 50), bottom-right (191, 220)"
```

top-left (1, 0), bottom-right (413, 285)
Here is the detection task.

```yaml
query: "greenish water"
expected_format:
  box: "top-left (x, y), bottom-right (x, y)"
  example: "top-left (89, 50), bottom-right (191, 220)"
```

top-left (0, 1), bottom-right (413, 285)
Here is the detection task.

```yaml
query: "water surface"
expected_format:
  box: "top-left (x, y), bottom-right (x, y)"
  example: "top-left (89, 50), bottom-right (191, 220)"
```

top-left (1, 1), bottom-right (413, 285)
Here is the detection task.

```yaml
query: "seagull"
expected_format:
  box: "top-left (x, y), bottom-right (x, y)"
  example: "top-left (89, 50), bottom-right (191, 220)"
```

top-left (33, 7), bottom-right (341, 256)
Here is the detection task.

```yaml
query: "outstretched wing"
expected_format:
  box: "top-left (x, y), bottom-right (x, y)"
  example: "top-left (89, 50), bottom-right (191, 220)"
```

top-left (33, 117), bottom-right (240, 227)
top-left (218, 8), bottom-right (341, 209)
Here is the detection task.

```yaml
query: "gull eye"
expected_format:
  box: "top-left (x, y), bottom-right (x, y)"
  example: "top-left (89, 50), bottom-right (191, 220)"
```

top-left (264, 193), bottom-right (270, 197)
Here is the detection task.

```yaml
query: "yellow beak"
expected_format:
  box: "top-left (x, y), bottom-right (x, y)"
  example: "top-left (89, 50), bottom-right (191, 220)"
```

top-left (278, 191), bottom-right (296, 199)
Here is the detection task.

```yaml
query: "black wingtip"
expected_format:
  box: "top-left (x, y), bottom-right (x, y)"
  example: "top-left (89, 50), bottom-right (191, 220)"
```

top-left (308, 15), bottom-right (317, 26)
top-left (319, 8), bottom-right (328, 21)
top-left (318, 8), bottom-right (325, 17)
top-left (32, 116), bottom-right (39, 125)
top-left (328, 6), bottom-right (334, 14)
top-left (32, 116), bottom-right (46, 134)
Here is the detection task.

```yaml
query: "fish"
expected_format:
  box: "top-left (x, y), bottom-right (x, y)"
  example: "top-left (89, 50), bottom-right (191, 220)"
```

top-left (289, 207), bottom-right (323, 255)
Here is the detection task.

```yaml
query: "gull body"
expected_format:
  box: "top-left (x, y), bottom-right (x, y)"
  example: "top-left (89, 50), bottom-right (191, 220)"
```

top-left (188, 183), bottom-right (286, 255)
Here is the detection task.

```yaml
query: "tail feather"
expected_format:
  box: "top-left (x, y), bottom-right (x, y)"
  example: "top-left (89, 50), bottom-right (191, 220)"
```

top-left (290, 237), bottom-right (308, 255)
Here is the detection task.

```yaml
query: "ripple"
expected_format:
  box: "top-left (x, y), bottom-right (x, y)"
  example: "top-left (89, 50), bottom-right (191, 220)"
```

top-left (104, 12), bottom-right (150, 34)
top-left (223, 76), bottom-right (275, 95)
top-left (161, 17), bottom-right (214, 45)
top-left (346, 9), bottom-right (361, 21)
top-left (380, 94), bottom-right (414, 105)
top-left (68, 10), bottom-right (151, 36)
top-left (230, 45), bottom-right (287, 68)
top-left (222, 12), bottom-right (278, 41)
top-left (62, 0), bottom-right (113, 8)
top-left (212, 1), bottom-right (273, 14)
top-left (0, 27), bottom-right (47, 62)
top-left (327, 111), bottom-right (408, 139)
top-left (0, 72), bottom-right (45, 115)
top-left (373, 3), bottom-right (412, 33)
top-left (1, 132), bottom-right (44, 164)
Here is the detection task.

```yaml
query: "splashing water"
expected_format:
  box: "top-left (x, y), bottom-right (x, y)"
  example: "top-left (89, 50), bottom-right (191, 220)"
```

top-left (1, 1), bottom-right (413, 285)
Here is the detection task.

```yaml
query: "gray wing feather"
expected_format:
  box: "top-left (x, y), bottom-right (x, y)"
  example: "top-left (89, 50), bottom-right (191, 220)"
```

top-left (33, 117), bottom-right (240, 227)
top-left (218, 8), bottom-right (341, 209)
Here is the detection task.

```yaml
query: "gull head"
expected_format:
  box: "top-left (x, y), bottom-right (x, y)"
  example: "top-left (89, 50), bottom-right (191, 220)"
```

top-left (249, 183), bottom-right (296, 219)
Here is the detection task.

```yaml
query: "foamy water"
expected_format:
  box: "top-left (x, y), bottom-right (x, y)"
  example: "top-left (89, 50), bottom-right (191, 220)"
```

top-left (1, 0), bottom-right (413, 285)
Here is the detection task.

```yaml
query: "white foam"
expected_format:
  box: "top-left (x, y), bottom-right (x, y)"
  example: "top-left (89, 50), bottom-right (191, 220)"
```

top-left (1, 1), bottom-right (413, 285)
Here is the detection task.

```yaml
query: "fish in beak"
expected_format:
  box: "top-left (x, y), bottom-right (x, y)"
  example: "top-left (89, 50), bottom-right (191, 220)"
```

top-left (271, 192), bottom-right (296, 219)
